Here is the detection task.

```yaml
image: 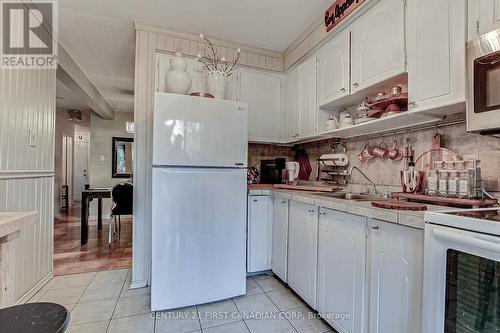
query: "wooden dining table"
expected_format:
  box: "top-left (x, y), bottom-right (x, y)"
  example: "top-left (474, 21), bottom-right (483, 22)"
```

top-left (81, 187), bottom-right (111, 245)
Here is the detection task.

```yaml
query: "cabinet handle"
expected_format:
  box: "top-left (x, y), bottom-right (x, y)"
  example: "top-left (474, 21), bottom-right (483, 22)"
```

top-left (253, 199), bottom-right (258, 202)
top-left (372, 226), bottom-right (380, 230)
top-left (308, 209), bottom-right (316, 213)
top-left (353, 83), bottom-right (359, 88)
top-left (281, 201), bottom-right (287, 204)
top-left (340, 88), bottom-right (346, 93)
top-left (320, 212), bottom-right (326, 216)
top-left (408, 101), bottom-right (416, 108)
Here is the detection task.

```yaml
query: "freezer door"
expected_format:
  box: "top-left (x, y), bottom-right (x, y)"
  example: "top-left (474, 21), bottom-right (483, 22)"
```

top-left (153, 93), bottom-right (248, 167)
top-left (151, 167), bottom-right (247, 311)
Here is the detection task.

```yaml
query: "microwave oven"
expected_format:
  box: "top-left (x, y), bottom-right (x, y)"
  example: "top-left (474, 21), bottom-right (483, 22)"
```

top-left (466, 28), bottom-right (500, 135)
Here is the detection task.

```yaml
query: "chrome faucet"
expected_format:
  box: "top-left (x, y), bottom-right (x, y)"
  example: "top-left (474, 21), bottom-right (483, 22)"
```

top-left (347, 166), bottom-right (379, 195)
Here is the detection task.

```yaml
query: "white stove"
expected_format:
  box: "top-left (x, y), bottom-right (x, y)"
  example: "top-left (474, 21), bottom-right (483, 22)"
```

top-left (423, 208), bottom-right (500, 333)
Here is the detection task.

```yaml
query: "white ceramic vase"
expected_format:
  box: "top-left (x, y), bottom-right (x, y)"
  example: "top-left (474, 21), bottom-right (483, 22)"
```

top-left (165, 52), bottom-right (192, 95)
top-left (207, 71), bottom-right (228, 99)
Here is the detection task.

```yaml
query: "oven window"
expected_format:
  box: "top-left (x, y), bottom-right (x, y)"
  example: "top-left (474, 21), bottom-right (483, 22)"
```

top-left (445, 249), bottom-right (500, 333)
top-left (474, 51), bottom-right (500, 114)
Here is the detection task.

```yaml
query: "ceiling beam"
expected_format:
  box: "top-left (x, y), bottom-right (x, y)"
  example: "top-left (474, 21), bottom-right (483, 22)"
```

top-left (57, 43), bottom-right (115, 120)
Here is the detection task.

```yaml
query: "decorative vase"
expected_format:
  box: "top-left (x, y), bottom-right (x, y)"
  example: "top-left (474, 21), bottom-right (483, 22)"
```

top-left (165, 52), bottom-right (192, 95)
top-left (207, 71), bottom-right (228, 99)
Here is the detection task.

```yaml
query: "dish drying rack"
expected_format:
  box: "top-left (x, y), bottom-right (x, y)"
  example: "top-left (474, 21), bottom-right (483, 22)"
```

top-left (316, 142), bottom-right (350, 185)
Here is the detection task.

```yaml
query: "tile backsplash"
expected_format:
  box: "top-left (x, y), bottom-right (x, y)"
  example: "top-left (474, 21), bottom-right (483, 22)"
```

top-left (249, 120), bottom-right (500, 197)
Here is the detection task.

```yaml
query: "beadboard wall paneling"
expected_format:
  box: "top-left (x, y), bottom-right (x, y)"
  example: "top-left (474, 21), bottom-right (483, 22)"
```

top-left (133, 23), bottom-right (284, 287)
top-left (0, 69), bottom-right (55, 171)
top-left (135, 22), bottom-right (284, 72)
top-left (0, 177), bottom-right (54, 300)
top-left (0, 65), bottom-right (56, 304)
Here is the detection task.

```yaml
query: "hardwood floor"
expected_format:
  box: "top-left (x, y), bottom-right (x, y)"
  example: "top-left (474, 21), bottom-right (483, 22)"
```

top-left (53, 203), bottom-right (132, 276)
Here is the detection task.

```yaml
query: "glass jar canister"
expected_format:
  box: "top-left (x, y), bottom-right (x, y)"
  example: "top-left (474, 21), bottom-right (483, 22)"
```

top-left (459, 170), bottom-right (473, 198)
top-left (439, 171), bottom-right (449, 196)
top-left (427, 170), bottom-right (438, 195)
top-left (448, 172), bottom-right (459, 197)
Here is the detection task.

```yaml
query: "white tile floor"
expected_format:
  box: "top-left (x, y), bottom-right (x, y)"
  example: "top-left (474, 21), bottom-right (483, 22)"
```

top-left (26, 269), bottom-right (334, 333)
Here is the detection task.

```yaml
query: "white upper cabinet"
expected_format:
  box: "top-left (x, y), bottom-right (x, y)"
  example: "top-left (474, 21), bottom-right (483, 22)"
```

top-left (288, 200), bottom-right (318, 309)
top-left (367, 219), bottom-right (424, 333)
top-left (318, 209), bottom-right (367, 333)
top-left (271, 196), bottom-right (289, 282)
top-left (480, 0), bottom-right (500, 34)
top-left (469, 0), bottom-right (500, 39)
top-left (407, 0), bottom-right (467, 112)
top-left (283, 67), bottom-right (299, 142)
top-left (247, 196), bottom-right (273, 273)
top-left (317, 29), bottom-right (351, 106)
top-left (296, 56), bottom-right (318, 139)
top-left (350, 0), bottom-right (406, 93)
top-left (239, 69), bottom-right (283, 143)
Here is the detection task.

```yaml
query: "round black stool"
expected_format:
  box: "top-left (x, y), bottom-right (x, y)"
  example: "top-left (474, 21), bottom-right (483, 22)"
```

top-left (0, 302), bottom-right (70, 333)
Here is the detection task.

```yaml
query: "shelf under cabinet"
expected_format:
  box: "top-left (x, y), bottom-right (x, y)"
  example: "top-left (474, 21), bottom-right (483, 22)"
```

top-left (319, 110), bottom-right (444, 139)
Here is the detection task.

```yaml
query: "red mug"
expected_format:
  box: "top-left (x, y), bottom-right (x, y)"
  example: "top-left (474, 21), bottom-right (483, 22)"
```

top-left (372, 142), bottom-right (388, 159)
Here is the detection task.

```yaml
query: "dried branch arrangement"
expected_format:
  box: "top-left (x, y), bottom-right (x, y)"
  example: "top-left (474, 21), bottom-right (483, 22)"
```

top-left (197, 34), bottom-right (241, 77)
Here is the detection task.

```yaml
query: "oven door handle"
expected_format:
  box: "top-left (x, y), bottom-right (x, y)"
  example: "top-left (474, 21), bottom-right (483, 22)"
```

top-left (433, 228), bottom-right (500, 253)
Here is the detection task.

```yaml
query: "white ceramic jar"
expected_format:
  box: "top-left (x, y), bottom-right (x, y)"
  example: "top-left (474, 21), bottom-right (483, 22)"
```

top-left (165, 52), bottom-right (192, 95)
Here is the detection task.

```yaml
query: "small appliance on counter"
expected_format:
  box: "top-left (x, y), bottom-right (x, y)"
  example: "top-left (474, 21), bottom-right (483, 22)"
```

top-left (260, 158), bottom-right (286, 184)
top-left (285, 162), bottom-right (300, 184)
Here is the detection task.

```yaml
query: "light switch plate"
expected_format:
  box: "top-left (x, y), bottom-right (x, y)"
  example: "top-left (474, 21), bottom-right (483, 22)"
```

top-left (28, 129), bottom-right (37, 147)
top-left (100, 155), bottom-right (105, 161)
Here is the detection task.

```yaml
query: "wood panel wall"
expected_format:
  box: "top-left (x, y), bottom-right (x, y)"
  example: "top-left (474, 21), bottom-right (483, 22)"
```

top-left (133, 23), bottom-right (284, 287)
top-left (0, 67), bottom-right (56, 303)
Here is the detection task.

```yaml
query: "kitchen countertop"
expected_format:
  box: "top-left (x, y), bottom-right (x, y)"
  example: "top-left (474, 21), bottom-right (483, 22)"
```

top-left (0, 212), bottom-right (38, 239)
top-left (248, 185), bottom-right (450, 230)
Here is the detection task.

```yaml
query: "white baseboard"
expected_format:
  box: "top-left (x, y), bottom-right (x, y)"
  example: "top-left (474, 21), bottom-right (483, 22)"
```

top-left (130, 279), bottom-right (149, 289)
top-left (16, 272), bottom-right (53, 305)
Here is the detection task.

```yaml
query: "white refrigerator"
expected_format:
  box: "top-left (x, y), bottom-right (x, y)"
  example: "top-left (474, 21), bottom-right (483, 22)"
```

top-left (151, 93), bottom-right (248, 311)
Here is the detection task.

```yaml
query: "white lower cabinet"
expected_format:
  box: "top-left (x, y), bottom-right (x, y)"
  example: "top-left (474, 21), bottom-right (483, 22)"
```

top-left (288, 201), bottom-right (318, 309)
top-left (317, 209), bottom-right (367, 333)
top-left (271, 196), bottom-right (289, 282)
top-left (247, 196), bottom-right (273, 273)
top-left (366, 219), bottom-right (424, 333)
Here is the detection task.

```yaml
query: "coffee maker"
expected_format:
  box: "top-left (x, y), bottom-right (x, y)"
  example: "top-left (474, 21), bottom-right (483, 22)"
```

top-left (260, 158), bottom-right (286, 184)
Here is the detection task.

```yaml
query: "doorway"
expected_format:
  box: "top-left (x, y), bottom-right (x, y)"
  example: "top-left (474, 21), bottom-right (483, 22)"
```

top-left (53, 108), bottom-right (133, 276)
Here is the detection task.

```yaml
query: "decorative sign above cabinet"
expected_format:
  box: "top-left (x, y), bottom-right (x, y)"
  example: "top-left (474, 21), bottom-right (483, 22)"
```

top-left (325, 0), bottom-right (366, 32)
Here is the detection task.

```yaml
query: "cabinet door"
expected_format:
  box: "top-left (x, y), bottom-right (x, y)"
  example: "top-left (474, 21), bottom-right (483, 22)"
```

top-left (317, 29), bottom-right (351, 106)
top-left (284, 68), bottom-right (299, 142)
top-left (288, 201), bottom-right (318, 309)
top-left (318, 209), bottom-right (367, 333)
top-left (407, 0), bottom-right (466, 112)
top-left (239, 69), bottom-right (282, 143)
top-left (479, 0), bottom-right (500, 36)
top-left (367, 219), bottom-right (424, 333)
top-left (247, 196), bottom-right (273, 273)
top-left (351, 0), bottom-right (406, 93)
top-left (271, 197), bottom-right (289, 282)
top-left (297, 57), bottom-right (318, 139)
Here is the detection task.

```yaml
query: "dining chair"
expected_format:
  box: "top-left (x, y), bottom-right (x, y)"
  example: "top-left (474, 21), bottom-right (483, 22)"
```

top-left (109, 182), bottom-right (133, 244)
